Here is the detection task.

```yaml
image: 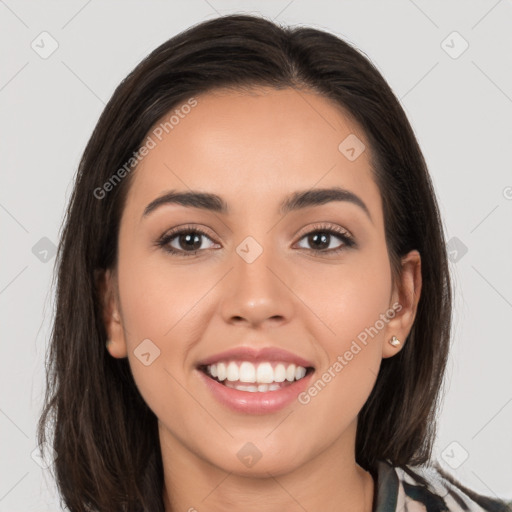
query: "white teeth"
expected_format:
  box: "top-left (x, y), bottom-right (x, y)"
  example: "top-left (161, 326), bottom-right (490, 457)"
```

top-left (224, 382), bottom-right (260, 392)
top-left (285, 364), bottom-right (296, 382)
top-left (226, 361), bottom-right (239, 382)
top-left (239, 361), bottom-right (256, 383)
top-left (295, 366), bottom-right (306, 380)
top-left (274, 364), bottom-right (286, 382)
top-left (256, 362), bottom-right (274, 383)
top-left (216, 362), bottom-right (226, 381)
top-left (238, 385), bottom-right (258, 392)
top-left (205, 360), bottom-right (309, 386)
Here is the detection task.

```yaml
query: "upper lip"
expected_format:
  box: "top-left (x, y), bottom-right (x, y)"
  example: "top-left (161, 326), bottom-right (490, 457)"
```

top-left (196, 346), bottom-right (315, 369)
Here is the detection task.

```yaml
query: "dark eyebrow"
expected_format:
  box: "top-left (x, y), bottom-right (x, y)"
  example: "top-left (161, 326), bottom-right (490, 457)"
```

top-left (142, 187), bottom-right (372, 222)
top-left (280, 187), bottom-right (372, 222)
top-left (143, 190), bottom-right (228, 217)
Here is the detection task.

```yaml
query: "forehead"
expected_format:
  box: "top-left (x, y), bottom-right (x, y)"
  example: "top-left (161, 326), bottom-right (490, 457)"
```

top-left (123, 87), bottom-right (380, 220)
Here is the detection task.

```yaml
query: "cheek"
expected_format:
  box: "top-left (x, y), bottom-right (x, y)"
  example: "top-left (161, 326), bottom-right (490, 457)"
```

top-left (302, 242), bottom-right (393, 346)
top-left (297, 256), bottom-right (390, 422)
top-left (117, 245), bottom-right (212, 342)
top-left (115, 245), bottom-right (213, 407)
top-left (297, 240), bottom-right (392, 408)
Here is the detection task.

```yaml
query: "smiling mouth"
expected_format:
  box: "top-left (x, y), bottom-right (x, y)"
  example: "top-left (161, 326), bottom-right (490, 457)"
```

top-left (198, 360), bottom-right (315, 393)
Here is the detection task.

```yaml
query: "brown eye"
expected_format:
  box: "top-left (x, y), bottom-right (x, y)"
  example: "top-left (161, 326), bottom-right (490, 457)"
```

top-left (295, 224), bottom-right (355, 255)
top-left (157, 227), bottom-right (219, 256)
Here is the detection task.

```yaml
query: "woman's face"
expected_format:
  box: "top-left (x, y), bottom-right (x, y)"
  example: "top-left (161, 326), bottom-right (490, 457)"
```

top-left (102, 87), bottom-right (420, 477)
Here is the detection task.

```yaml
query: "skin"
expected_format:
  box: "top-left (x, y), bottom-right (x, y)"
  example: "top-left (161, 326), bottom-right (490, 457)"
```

top-left (100, 86), bottom-right (422, 512)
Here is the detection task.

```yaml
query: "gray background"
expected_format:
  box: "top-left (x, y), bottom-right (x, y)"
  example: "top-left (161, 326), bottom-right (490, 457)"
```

top-left (1, 1), bottom-right (511, 510)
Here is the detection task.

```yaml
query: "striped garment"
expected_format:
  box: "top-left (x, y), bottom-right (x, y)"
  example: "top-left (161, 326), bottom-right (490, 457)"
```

top-left (372, 459), bottom-right (511, 511)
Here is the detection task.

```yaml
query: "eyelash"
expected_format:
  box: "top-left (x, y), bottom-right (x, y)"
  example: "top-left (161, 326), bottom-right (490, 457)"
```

top-left (155, 223), bottom-right (356, 257)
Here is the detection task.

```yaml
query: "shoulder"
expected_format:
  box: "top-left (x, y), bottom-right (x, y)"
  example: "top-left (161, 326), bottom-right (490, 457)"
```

top-left (373, 459), bottom-right (511, 512)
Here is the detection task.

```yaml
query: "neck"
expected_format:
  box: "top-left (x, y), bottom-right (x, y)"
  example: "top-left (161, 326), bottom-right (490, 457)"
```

top-left (160, 419), bottom-right (375, 512)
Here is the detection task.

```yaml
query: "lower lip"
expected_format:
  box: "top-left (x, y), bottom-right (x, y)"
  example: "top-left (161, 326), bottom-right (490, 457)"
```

top-left (197, 369), bottom-right (315, 414)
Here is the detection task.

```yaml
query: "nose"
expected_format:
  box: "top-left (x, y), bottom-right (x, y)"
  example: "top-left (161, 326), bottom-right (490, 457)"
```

top-left (220, 241), bottom-right (294, 329)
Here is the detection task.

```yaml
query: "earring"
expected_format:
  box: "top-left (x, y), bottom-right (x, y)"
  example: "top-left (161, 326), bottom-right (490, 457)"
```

top-left (389, 335), bottom-right (401, 347)
top-left (106, 339), bottom-right (112, 349)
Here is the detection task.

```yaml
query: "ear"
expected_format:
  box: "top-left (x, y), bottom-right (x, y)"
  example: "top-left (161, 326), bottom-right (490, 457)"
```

top-left (96, 268), bottom-right (128, 358)
top-left (382, 249), bottom-right (422, 358)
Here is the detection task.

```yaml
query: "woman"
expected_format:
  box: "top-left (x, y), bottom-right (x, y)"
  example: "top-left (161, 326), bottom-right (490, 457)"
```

top-left (37, 14), bottom-right (510, 512)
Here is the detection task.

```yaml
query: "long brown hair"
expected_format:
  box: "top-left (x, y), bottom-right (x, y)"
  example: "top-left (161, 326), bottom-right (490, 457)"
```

top-left (38, 14), bottom-right (452, 511)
